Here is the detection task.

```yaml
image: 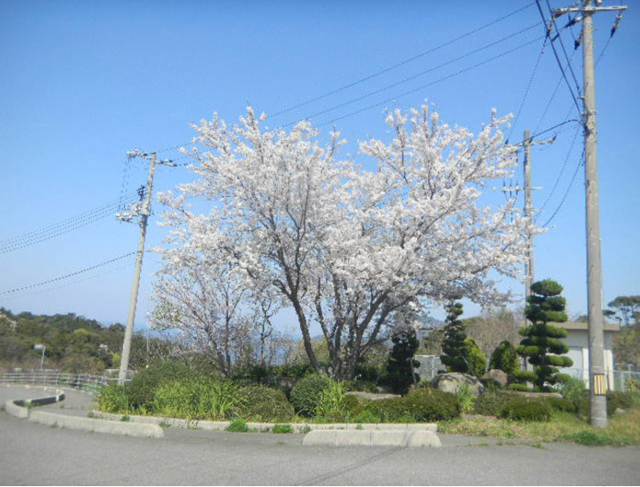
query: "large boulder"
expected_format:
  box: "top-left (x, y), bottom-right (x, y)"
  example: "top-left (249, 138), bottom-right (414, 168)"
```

top-left (481, 369), bottom-right (509, 387)
top-left (433, 372), bottom-right (485, 395)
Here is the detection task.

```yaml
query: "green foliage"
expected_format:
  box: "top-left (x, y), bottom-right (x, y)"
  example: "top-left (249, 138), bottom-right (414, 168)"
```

top-left (605, 295), bottom-right (640, 326)
top-left (472, 393), bottom-right (510, 416)
top-left (365, 388), bottom-right (461, 423)
top-left (226, 420), bottom-right (249, 433)
top-left (516, 280), bottom-right (573, 390)
top-left (545, 397), bottom-right (576, 413)
top-left (343, 380), bottom-right (378, 393)
top-left (127, 360), bottom-right (193, 411)
top-left (290, 374), bottom-right (333, 417)
top-left (271, 424), bottom-right (293, 434)
top-left (489, 341), bottom-right (519, 375)
top-left (562, 430), bottom-right (624, 446)
top-left (236, 385), bottom-right (294, 422)
top-left (382, 330), bottom-right (420, 394)
top-left (499, 397), bottom-right (552, 422)
top-left (315, 380), bottom-right (346, 421)
top-left (557, 376), bottom-right (587, 413)
top-left (464, 337), bottom-right (487, 378)
top-left (440, 302), bottom-right (471, 374)
top-left (507, 383), bottom-right (532, 392)
top-left (153, 378), bottom-right (240, 420)
top-left (456, 383), bottom-right (475, 413)
top-left (96, 383), bottom-right (129, 414)
top-left (352, 409), bottom-right (380, 423)
top-left (607, 391), bottom-right (634, 413)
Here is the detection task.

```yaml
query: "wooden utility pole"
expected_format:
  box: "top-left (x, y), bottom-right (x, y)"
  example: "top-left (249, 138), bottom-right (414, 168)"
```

top-left (117, 150), bottom-right (175, 382)
top-left (553, 0), bottom-right (627, 429)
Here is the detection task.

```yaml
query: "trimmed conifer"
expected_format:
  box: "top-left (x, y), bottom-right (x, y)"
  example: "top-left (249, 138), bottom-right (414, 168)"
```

top-left (513, 279), bottom-right (573, 391)
top-left (440, 302), bottom-right (471, 374)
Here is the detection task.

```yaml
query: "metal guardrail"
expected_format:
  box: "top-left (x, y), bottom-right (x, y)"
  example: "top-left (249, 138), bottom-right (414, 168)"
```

top-left (0, 370), bottom-right (122, 393)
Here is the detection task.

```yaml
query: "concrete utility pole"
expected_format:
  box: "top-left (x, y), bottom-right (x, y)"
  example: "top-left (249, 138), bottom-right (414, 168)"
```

top-left (117, 150), bottom-right (175, 382)
top-left (553, 0), bottom-right (627, 429)
top-left (504, 131), bottom-right (552, 307)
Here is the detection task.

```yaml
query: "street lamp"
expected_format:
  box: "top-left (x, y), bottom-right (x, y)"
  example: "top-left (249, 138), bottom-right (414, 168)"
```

top-left (33, 344), bottom-right (45, 369)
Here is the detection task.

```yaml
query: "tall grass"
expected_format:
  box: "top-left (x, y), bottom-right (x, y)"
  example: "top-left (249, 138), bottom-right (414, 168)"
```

top-left (153, 378), bottom-right (240, 420)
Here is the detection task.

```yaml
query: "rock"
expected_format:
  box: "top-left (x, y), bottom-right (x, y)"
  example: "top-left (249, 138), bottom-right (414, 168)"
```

top-left (433, 372), bottom-right (485, 395)
top-left (345, 391), bottom-right (401, 401)
top-left (481, 369), bottom-right (509, 387)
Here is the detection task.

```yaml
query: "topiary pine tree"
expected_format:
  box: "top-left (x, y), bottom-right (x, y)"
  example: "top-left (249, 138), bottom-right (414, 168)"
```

top-left (440, 302), bottom-right (472, 375)
top-left (513, 279), bottom-right (573, 392)
top-left (384, 329), bottom-right (420, 395)
top-left (489, 340), bottom-right (519, 375)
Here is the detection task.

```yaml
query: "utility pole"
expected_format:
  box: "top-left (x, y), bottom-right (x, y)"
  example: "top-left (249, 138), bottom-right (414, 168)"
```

top-left (504, 131), bottom-right (552, 305)
top-left (553, 0), bottom-right (627, 428)
top-left (117, 150), bottom-right (175, 382)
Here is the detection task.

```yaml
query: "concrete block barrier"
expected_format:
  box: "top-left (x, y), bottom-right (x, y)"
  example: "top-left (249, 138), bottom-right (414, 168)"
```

top-left (28, 410), bottom-right (164, 438)
top-left (303, 429), bottom-right (441, 447)
top-left (5, 399), bottom-right (29, 419)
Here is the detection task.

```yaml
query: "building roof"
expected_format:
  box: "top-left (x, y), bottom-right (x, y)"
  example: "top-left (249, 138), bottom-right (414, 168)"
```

top-left (555, 321), bottom-right (620, 332)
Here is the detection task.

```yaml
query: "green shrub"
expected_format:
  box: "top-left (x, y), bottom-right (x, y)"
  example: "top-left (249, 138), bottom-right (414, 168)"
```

top-left (343, 380), bottom-right (378, 393)
top-left (557, 376), bottom-right (586, 413)
top-left (315, 380), bottom-right (346, 421)
top-left (607, 391), bottom-right (633, 411)
top-left (272, 424), bottom-right (293, 434)
top-left (464, 338), bottom-right (487, 378)
top-left (365, 398), bottom-right (411, 423)
top-left (544, 397), bottom-right (576, 413)
top-left (352, 409), bottom-right (380, 423)
top-left (404, 388), bottom-right (461, 421)
top-left (153, 378), bottom-right (240, 420)
top-left (227, 420), bottom-right (249, 432)
top-left (473, 393), bottom-right (510, 416)
top-left (290, 374), bottom-right (333, 417)
top-left (499, 397), bottom-right (552, 422)
top-left (507, 383), bottom-right (531, 392)
top-left (96, 383), bottom-right (129, 413)
top-left (456, 383), bottom-right (475, 413)
top-left (342, 394), bottom-right (366, 419)
top-left (126, 361), bottom-right (192, 411)
top-left (489, 340), bottom-right (519, 374)
top-left (236, 385), bottom-right (294, 422)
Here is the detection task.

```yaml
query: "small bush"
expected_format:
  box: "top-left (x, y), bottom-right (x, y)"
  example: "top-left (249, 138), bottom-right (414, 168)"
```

top-left (499, 397), bottom-right (552, 422)
top-left (404, 388), bottom-right (461, 421)
top-left (545, 397), bottom-right (576, 413)
top-left (272, 424), bottom-right (293, 434)
top-left (607, 391), bottom-right (633, 411)
top-left (290, 374), bottom-right (333, 417)
top-left (507, 383), bottom-right (531, 392)
top-left (96, 383), bottom-right (129, 414)
top-left (489, 340), bottom-right (519, 375)
top-left (236, 385), bottom-right (294, 422)
top-left (227, 420), bottom-right (249, 433)
top-left (473, 393), bottom-right (510, 416)
top-left (352, 409), bottom-right (380, 423)
top-left (315, 380), bottom-right (346, 421)
top-left (343, 380), bottom-right (378, 393)
top-left (557, 376), bottom-right (586, 413)
top-left (343, 394), bottom-right (366, 419)
top-left (153, 378), bottom-right (240, 420)
top-left (126, 361), bottom-right (192, 411)
top-left (456, 383), bottom-right (475, 413)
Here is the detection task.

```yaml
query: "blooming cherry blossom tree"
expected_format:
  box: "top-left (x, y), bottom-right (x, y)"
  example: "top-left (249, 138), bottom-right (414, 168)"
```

top-left (155, 106), bottom-right (533, 379)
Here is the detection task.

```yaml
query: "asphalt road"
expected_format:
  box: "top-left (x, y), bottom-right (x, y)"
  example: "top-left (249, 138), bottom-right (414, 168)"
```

top-left (1, 386), bottom-right (640, 485)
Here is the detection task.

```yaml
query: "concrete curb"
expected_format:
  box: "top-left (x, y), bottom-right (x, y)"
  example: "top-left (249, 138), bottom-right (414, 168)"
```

top-left (303, 429), bottom-right (442, 447)
top-left (29, 410), bottom-right (163, 438)
top-left (2, 387), bottom-right (163, 439)
top-left (91, 411), bottom-right (438, 433)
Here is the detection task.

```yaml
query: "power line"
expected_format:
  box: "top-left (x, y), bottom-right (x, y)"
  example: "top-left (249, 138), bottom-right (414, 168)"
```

top-left (0, 192), bottom-right (140, 254)
top-left (541, 149), bottom-right (585, 227)
top-left (310, 36), bottom-right (545, 129)
top-left (534, 0), bottom-right (582, 116)
top-left (507, 38), bottom-right (548, 142)
top-left (539, 124), bottom-right (581, 211)
top-left (267, 2), bottom-right (537, 121)
top-left (0, 252), bottom-right (136, 296)
top-left (285, 24), bottom-right (540, 128)
top-left (544, 0), bottom-right (582, 95)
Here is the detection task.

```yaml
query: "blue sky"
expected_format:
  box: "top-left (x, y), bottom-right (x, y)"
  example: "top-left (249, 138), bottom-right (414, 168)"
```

top-left (1, 0), bottom-right (638, 333)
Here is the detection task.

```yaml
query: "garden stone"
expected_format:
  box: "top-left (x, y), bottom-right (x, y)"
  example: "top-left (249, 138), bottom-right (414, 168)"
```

top-left (481, 369), bottom-right (508, 387)
top-left (433, 372), bottom-right (484, 395)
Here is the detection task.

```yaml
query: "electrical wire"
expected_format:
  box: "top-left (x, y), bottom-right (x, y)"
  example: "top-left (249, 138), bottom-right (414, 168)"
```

top-left (0, 192), bottom-right (140, 255)
top-left (541, 149), bottom-right (585, 227)
top-left (539, 124), bottom-right (581, 212)
top-left (507, 37), bottom-right (547, 142)
top-left (0, 252), bottom-right (136, 296)
top-left (534, 0), bottom-right (582, 117)
top-left (267, 2), bottom-right (537, 121)
top-left (284, 24), bottom-right (540, 128)
top-left (544, 0), bottom-right (582, 95)
top-left (308, 36), bottom-right (545, 129)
